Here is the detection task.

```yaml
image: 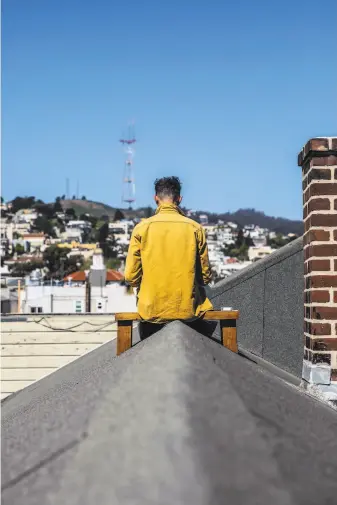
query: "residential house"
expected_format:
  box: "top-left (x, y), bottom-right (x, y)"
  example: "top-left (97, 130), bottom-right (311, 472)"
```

top-left (21, 249), bottom-right (136, 314)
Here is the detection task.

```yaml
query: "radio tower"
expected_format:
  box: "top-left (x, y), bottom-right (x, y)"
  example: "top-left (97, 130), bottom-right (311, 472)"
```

top-left (120, 123), bottom-right (136, 209)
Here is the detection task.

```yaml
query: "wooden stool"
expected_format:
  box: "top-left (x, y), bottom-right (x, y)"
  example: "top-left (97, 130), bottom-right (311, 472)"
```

top-left (115, 311), bottom-right (239, 356)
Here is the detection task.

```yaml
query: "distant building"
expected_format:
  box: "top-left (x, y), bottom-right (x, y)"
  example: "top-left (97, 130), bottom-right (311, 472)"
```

top-left (248, 246), bottom-right (274, 262)
top-left (21, 249), bottom-right (135, 314)
top-left (199, 214), bottom-right (208, 225)
top-left (22, 233), bottom-right (46, 252)
top-left (13, 209), bottom-right (38, 224)
top-left (0, 222), bottom-right (13, 257)
top-left (109, 220), bottom-right (134, 245)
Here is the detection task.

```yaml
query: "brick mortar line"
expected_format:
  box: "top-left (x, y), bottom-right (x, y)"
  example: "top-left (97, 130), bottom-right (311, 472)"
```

top-left (302, 169), bottom-right (337, 181)
top-left (305, 195), bottom-right (337, 205)
top-left (304, 273), bottom-right (337, 276)
top-left (305, 304), bottom-right (337, 308)
top-left (304, 332), bottom-right (337, 339)
top-left (305, 212), bottom-right (337, 217)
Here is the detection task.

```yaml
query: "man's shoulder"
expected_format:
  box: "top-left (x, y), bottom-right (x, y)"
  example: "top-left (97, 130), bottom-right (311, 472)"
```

top-left (132, 219), bottom-right (149, 235)
top-left (150, 212), bottom-right (201, 229)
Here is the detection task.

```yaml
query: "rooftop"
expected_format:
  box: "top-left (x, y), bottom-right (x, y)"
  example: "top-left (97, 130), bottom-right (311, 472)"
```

top-left (2, 322), bottom-right (336, 504)
top-left (64, 269), bottom-right (123, 282)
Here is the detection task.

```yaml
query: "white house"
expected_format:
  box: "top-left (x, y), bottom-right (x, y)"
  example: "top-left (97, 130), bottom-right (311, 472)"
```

top-left (21, 249), bottom-right (136, 314)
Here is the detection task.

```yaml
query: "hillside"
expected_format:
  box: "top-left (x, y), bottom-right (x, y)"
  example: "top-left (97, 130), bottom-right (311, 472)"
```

top-left (198, 208), bottom-right (304, 236)
top-left (61, 199), bottom-right (149, 220)
top-left (61, 200), bottom-right (303, 235)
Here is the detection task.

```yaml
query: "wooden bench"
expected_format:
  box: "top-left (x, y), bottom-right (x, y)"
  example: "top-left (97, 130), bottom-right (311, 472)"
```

top-left (115, 311), bottom-right (239, 356)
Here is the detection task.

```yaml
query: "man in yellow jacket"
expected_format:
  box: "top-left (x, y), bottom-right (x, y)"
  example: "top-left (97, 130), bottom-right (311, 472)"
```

top-left (125, 177), bottom-right (213, 333)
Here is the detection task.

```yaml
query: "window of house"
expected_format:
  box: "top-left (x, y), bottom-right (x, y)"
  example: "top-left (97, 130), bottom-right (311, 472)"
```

top-left (30, 306), bottom-right (43, 313)
top-left (75, 300), bottom-right (83, 313)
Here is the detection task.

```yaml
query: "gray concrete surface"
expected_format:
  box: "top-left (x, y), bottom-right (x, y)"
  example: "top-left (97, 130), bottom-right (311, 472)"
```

top-left (2, 320), bottom-right (337, 505)
top-left (210, 237), bottom-right (304, 376)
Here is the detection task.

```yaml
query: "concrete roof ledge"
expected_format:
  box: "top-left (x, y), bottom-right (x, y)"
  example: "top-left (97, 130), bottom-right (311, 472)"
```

top-left (2, 319), bottom-right (337, 505)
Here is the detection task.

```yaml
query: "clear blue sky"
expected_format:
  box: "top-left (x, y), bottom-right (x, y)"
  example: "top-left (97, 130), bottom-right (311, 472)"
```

top-left (2, 0), bottom-right (336, 219)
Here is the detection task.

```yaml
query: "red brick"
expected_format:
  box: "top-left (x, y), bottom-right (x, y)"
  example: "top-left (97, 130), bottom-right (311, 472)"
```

top-left (304, 204), bottom-right (308, 219)
top-left (302, 160), bottom-right (311, 175)
top-left (312, 155), bottom-right (337, 166)
top-left (311, 275), bottom-right (337, 288)
top-left (312, 353), bottom-right (331, 365)
top-left (304, 230), bottom-right (330, 244)
top-left (308, 213), bottom-right (337, 227)
top-left (308, 168), bottom-right (331, 183)
top-left (332, 138), bottom-right (337, 151)
top-left (307, 259), bottom-right (330, 273)
top-left (298, 151), bottom-right (304, 167)
top-left (308, 198), bottom-right (330, 213)
top-left (309, 183), bottom-right (337, 197)
top-left (309, 244), bottom-right (337, 258)
top-left (308, 322), bottom-right (331, 336)
top-left (304, 245), bottom-right (312, 261)
top-left (310, 290), bottom-right (330, 303)
top-left (306, 138), bottom-right (329, 155)
top-left (334, 260), bottom-right (337, 271)
top-left (334, 230), bottom-right (337, 241)
top-left (331, 369), bottom-right (337, 381)
top-left (306, 337), bottom-right (337, 351)
top-left (334, 291), bottom-right (337, 303)
top-left (312, 306), bottom-right (337, 320)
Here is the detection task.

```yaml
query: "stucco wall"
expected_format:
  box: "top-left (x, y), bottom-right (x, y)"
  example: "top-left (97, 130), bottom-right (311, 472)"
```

top-left (1, 314), bottom-right (118, 400)
top-left (210, 238), bottom-right (304, 377)
top-left (21, 284), bottom-right (137, 314)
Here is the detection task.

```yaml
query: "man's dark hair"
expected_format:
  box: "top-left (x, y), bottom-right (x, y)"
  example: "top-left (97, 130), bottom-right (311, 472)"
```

top-left (154, 176), bottom-right (182, 201)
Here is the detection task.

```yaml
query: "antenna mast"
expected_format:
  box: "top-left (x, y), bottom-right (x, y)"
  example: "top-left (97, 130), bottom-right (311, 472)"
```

top-left (120, 122), bottom-right (136, 209)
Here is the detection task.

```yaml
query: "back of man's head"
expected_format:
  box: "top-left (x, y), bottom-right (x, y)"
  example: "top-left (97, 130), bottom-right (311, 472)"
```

top-left (154, 176), bottom-right (182, 205)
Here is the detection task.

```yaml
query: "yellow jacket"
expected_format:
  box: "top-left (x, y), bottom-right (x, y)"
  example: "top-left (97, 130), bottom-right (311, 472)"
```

top-left (124, 203), bottom-right (213, 322)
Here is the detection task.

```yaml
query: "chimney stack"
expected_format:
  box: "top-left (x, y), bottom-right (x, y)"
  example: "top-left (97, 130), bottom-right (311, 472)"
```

top-left (298, 137), bottom-right (337, 400)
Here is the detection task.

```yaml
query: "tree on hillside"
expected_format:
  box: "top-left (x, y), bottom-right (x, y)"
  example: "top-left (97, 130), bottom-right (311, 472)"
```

top-left (65, 208), bottom-right (76, 219)
top-left (267, 233), bottom-right (296, 249)
top-left (43, 245), bottom-right (83, 279)
top-left (1, 196), bottom-right (4, 203)
top-left (33, 216), bottom-right (55, 237)
top-left (81, 195), bottom-right (87, 200)
top-left (105, 257), bottom-right (121, 270)
top-left (222, 228), bottom-right (253, 261)
top-left (33, 202), bottom-right (54, 219)
top-left (72, 195), bottom-right (76, 200)
top-left (114, 209), bottom-right (125, 221)
top-left (11, 196), bottom-right (36, 213)
top-left (61, 194), bottom-right (66, 200)
top-left (54, 197), bottom-right (63, 213)
top-left (14, 243), bottom-right (25, 255)
top-left (97, 222), bottom-right (117, 259)
top-left (10, 260), bottom-right (44, 277)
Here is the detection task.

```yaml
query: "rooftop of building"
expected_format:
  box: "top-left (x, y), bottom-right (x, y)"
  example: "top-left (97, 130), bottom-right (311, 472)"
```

top-left (64, 269), bottom-right (123, 283)
top-left (2, 321), bottom-right (336, 504)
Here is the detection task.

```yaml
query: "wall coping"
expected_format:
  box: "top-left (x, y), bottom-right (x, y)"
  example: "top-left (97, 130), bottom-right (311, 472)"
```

top-left (210, 236), bottom-right (303, 299)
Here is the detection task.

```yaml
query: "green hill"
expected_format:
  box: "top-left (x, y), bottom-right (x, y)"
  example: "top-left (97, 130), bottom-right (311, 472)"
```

top-left (60, 199), bottom-right (149, 220)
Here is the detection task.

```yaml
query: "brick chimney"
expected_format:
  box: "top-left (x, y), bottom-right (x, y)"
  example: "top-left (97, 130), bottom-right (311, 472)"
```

top-left (299, 137), bottom-right (337, 400)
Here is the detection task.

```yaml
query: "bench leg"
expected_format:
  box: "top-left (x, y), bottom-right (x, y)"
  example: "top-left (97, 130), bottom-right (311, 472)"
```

top-left (220, 320), bottom-right (238, 353)
top-left (117, 320), bottom-right (133, 356)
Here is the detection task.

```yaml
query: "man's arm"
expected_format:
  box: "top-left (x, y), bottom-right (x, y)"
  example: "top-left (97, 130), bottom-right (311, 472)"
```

top-left (197, 226), bottom-right (212, 285)
top-left (124, 227), bottom-right (142, 287)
